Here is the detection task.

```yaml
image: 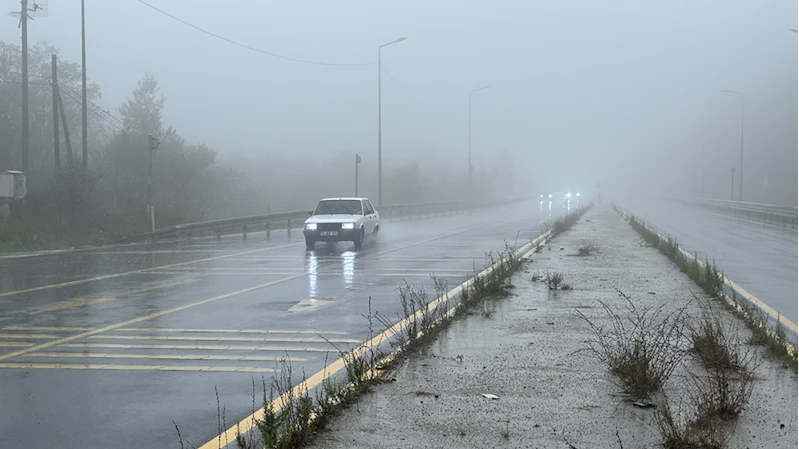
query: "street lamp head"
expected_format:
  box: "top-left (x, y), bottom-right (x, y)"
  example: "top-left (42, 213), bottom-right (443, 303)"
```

top-left (720, 89), bottom-right (742, 96)
top-left (790, 28), bottom-right (798, 33)
top-left (470, 85), bottom-right (491, 95)
top-left (380, 37), bottom-right (406, 48)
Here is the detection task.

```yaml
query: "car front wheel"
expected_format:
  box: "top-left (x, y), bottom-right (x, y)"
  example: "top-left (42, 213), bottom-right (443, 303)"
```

top-left (305, 237), bottom-right (315, 251)
top-left (353, 228), bottom-right (364, 250)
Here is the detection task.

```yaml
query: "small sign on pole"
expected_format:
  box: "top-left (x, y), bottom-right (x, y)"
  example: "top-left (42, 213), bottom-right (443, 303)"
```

top-left (355, 154), bottom-right (362, 197)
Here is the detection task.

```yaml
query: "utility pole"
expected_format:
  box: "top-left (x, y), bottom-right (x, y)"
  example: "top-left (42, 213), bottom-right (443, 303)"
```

top-left (355, 153), bottom-right (361, 197)
top-left (147, 134), bottom-right (160, 233)
top-left (81, 0), bottom-right (88, 177)
top-left (721, 90), bottom-right (744, 201)
top-left (730, 167), bottom-right (735, 201)
top-left (57, 89), bottom-right (74, 164)
top-left (738, 96), bottom-right (744, 202)
top-left (51, 54), bottom-right (60, 172)
top-left (468, 86), bottom-right (490, 203)
top-left (21, 0), bottom-right (29, 175)
top-left (377, 37), bottom-right (405, 206)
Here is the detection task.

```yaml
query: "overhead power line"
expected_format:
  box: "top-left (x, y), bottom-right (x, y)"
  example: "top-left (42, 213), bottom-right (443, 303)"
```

top-left (59, 88), bottom-right (123, 132)
top-left (58, 83), bottom-right (126, 129)
top-left (380, 63), bottom-right (432, 113)
top-left (133, 0), bottom-right (374, 67)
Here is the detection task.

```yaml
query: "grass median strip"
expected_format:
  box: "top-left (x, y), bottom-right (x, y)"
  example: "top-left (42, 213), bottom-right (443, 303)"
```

top-left (196, 205), bottom-right (593, 449)
top-left (613, 203), bottom-right (797, 370)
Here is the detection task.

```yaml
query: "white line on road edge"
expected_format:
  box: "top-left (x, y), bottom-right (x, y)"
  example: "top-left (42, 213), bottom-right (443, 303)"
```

top-left (615, 206), bottom-right (797, 335)
top-left (199, 229), bottom-right (552, 449)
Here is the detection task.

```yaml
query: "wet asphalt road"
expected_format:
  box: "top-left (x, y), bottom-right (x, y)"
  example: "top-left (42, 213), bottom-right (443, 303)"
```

top-left (0, 200), bottom-right (563, 449)
top-left (620, 198), bottom-right (798, 322)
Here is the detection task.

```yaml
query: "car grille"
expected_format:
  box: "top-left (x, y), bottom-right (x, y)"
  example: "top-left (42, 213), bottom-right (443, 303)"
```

top-left (318, 223), bottom-right (342, 231)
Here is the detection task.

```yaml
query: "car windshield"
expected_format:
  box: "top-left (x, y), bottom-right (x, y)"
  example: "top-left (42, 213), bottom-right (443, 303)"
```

top-left (313, 200), bottom-right (362, 216)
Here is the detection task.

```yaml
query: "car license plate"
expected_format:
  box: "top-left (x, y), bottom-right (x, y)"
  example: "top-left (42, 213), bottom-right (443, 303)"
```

top-left (320, 231), bottom-right (338, 236)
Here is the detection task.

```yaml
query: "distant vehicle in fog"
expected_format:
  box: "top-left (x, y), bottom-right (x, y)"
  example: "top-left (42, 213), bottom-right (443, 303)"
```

top-left (303, 197), bottom-right (380, 251)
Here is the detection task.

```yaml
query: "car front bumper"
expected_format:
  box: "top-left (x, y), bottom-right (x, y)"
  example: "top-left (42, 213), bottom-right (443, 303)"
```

top-left (303, 228), bottom-right (360, 242)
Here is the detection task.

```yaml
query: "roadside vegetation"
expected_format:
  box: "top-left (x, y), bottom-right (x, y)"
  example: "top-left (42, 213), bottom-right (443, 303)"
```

top-left (178, 204), bottom-right (593, 448)
top-left (578, 290), bottom-right (688, 401)
top-left (615, 204), bottom-right (796, 371)
top-left (569, 203), bottom-right (787, 448)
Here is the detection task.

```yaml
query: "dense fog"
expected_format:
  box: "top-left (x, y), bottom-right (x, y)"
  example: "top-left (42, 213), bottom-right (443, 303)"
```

top-left (0, 0), bottom-right (796, 245)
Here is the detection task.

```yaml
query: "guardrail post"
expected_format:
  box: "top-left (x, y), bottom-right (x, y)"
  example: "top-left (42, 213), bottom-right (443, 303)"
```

top-left (265, 221), bottom-right (271, 240)
top-left (287, 219), bottom-right (292, 238)
top-left (242, 224), bottom-right (248, 240)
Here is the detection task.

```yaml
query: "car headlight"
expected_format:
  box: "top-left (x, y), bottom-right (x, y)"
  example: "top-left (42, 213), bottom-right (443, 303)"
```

top-left (576, 192), bottom-right (581, 197)
top-left (305, 223), bottom-right (317, 231)
top-left (548, 194), bottom-right (552, 198)
top-left (341, 223), bottom-right (355, 230)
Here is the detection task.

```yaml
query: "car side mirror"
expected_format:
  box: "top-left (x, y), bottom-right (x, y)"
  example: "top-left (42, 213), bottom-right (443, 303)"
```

top-left (308, 211), bottom-right (313, 216)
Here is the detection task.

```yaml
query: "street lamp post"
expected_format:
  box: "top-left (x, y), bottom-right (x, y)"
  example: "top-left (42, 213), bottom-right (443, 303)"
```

top-left (377, 37), bottom-right (406, 206)
top-left (721, 89), bottom-right (744, 201)
top-left (468, 85), bottom-right (490, 203)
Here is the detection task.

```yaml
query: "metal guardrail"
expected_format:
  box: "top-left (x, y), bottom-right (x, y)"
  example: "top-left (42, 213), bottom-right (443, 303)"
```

top-left (141, 198), bottom-right (526, 241)
top-left (676, 197), bottom-right (797, 229)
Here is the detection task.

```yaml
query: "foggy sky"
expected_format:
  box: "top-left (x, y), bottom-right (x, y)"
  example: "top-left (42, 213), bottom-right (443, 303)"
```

top-left (2, 0), bottom-right (797, 204)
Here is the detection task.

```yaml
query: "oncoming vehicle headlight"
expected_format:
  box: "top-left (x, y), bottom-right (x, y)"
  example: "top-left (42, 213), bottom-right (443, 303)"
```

top-left (305, 223), bottom-right (317, 231)
top-left (341, 223), bottom-right (355, 230)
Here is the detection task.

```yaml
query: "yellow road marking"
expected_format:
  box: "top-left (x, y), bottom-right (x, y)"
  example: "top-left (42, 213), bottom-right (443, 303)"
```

top-left (377, 257), bottom-right (480, 261)
top-left (0, 333), bottom-right (58, 339)
top-left (28, 352), bottom-right (308, 362)
top-left (725, 278), bottom-right (797, 333)
top-left (0, 273), bottom-right (307, 362)
top-left (0, 243), bottom-right (300, 299)
top-left (86, 335), bottom-right (360, 344)
top-left (374, 222), bottom-right (491, 256)
top-left (3, 326), bottom-right (93, 332)
top-left (151, 270), bottom-right (467, 278)
top-left (118, 328), bottom-right (348, 335)
top-left (201, 231), bottom-right (549, 448)
top-left (59, 343), bottom-right (337, 353)
top-left (147, 271), bottom-right (301, 276)
top-left (0, 342), bottom-right (34, 347)
top-left (29, 279), bottom-right (198, 315)
top-left (637, 218), bottom-right (798, 333)
top-left (30, 297), bottom-right (117, 314)
top-left (0, 362), bottom-right (276, 373)
top-left (151, 267), bottom-right (303, 272)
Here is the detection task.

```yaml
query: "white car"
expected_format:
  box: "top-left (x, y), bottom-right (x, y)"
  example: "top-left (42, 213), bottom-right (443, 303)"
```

top-left (303, 197), bottom-right (380, 251)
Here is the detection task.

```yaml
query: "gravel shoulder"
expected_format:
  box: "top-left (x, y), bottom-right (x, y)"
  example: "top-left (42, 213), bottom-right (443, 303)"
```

top-left (307, 206), bottom-right (798, 449)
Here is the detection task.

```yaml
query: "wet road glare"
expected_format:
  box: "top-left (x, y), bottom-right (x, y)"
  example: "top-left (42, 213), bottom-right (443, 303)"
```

top-left (0, 201), bottom-right (561, 449)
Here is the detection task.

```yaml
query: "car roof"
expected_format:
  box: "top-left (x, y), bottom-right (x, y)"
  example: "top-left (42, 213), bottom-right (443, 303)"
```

top-left (319, 197), bottom-right (369, 202)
